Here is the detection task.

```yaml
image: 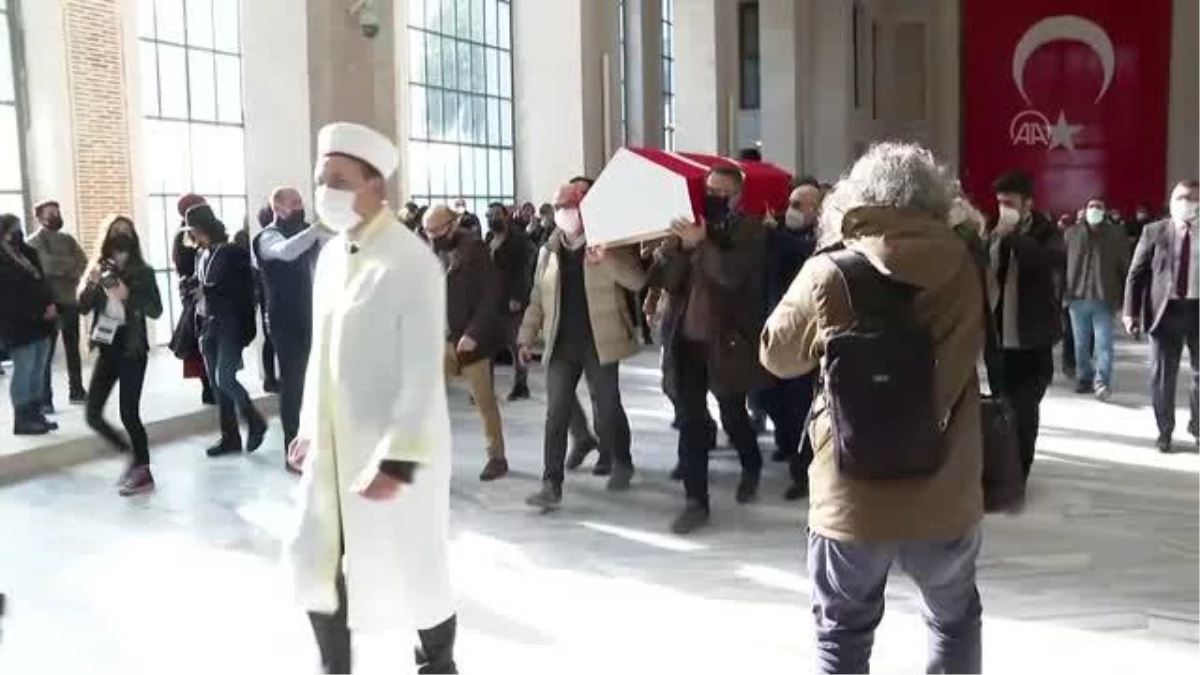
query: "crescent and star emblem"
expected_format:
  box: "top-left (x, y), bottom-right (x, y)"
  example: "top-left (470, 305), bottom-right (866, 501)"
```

top-left (1008, 15), bottom-right (1114, 151)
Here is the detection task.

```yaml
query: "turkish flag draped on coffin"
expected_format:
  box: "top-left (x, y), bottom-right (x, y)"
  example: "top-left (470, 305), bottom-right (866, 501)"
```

top-left (961, 0), bottom-right (1172, 215)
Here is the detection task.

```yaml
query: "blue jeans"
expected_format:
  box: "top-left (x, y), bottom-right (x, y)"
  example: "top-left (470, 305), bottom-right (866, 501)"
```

top-left (8, 338), bottom-right (51, 408)
top-left (1067, 299), bottom-right (1115, 387)
top-left (808, 528), bottom-right (983, 674)
top-left (200, 328), bottom-right (258, 447)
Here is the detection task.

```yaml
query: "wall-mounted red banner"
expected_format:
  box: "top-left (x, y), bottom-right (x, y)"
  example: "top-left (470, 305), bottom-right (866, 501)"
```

top-left (961, 0), bottom-right (1173, 216)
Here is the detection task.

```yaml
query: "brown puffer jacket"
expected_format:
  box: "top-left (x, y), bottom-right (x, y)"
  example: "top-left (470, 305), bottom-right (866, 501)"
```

top-left (761, 206), bottom-right (985, 542)
top-left (441, 230), bottom-right (503, 365)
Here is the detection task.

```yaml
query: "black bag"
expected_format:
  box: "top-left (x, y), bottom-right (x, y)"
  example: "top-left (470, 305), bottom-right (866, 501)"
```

top-left (823, 249), bottom-right (948, 480)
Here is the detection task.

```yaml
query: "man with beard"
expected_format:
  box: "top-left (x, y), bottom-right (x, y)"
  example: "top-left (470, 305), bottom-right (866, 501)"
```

top-left (29, 199), bottom-right (89, 407)
top-left (484, 202), bottom-right (534, 401)
top-left (254, 186), bottom-right (333, 470)
top-left (649, 165), bottom-right (769, 534)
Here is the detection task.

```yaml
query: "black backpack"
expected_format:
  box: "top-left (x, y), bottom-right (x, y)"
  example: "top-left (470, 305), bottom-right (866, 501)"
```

top-left (821, 248), bottom-right (948, 480)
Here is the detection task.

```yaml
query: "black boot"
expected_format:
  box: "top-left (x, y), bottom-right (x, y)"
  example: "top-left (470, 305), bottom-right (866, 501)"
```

top-left (13, 403), bottom-right (51, 435)
top-left (415, 614), bottom-right (459, 674)
top-left (308, 610), bottom-right (351, 674)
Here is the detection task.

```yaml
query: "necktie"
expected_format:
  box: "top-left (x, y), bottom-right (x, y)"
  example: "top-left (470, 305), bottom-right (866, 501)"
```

top-left (1178, 225), bottom-right (1192, 298)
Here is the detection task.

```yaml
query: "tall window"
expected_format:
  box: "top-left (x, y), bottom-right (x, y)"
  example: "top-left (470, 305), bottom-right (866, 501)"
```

top-left (407, 0), bottom-right (515, 216)
top-left (0, 0), bottom-right (26, 219)
top-left (137, 0), bottom-right (246, 343)
top-left (660, 0), bottom-right (674, 150)
top-left (738, 2), bottom-right (760, 110)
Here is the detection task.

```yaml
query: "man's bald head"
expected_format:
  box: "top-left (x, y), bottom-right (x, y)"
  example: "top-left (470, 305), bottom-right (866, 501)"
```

top-left (553, 183), bottom-right (585, 209)
top-left (270, 186), bottom-right (304, 220)
top-left (786, 184), bottom-right (823, 229)
top-left (422, 204), bottom-right (459, 240)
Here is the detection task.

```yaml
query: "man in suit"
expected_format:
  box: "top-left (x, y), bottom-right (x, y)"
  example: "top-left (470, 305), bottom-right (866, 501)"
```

top-left (1123, 179), bottom-right (1199, 453)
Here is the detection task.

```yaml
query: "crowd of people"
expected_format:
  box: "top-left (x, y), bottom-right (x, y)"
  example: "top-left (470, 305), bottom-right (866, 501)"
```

top-left (0, 123), bottom-right (1196, 672)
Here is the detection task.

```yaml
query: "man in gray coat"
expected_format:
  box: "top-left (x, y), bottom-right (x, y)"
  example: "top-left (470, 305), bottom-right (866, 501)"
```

top-left (28, 200), bottom-right (88, 408)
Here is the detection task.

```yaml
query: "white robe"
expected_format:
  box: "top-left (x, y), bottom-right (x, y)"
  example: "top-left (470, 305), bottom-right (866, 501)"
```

top-left (285, 209), bottom-right (454, 632)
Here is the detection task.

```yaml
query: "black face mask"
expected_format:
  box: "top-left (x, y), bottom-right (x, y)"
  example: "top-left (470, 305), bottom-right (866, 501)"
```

top-left (703, 194), bottom-right (732, 224)
top-left (109, 235), bottom-right (135, 254)
top-left (46, 216), bottom-right (64, 231)
top-left (487, 217), bottom-right (506, 233)
top-left (286, 209), bottom-right (305, 224)
top-left (432, 232), bottom-right (459, 252)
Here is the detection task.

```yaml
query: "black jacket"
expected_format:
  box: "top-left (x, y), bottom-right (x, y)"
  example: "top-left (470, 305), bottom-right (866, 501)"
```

top-left (0, 243), bottom-right (55, 349)
top-left (990, 211), bottom-right (1066, 350)
top-left (198, 243), bottom-right (257, 347)
top-left (78, 262), bottom-right (163, 357)
top-left (486, 228), bottom-right (533, 312)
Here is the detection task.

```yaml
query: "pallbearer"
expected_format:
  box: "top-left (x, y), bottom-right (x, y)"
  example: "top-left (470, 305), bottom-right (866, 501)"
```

top-left (285, 122), bottom-right (457, 674)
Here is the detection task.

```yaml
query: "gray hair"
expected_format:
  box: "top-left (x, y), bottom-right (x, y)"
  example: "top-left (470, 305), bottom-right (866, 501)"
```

top-left (819, 141), bottom-right (954, 245)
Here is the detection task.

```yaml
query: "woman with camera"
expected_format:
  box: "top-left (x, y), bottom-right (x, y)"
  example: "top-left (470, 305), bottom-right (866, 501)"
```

top-left (78, 215), bottom-right (162, 495)
top-left (0, 213), bottom-right (59, 435)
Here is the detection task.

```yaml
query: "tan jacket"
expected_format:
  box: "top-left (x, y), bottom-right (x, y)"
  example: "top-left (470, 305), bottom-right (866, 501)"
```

top-left (519, 232), bottom-right (647, 365)
top-left (760, 207), bottom-right (985, 542)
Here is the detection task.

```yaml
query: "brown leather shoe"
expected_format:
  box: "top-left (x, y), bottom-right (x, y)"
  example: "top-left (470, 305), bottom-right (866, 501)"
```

top-left (479, 457), bottom-right (509, 481)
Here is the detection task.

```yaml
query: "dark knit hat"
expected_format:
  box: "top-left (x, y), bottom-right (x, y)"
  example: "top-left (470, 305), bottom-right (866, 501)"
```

top-left (177, 193), bottom-right (207, 217)
top-left (184, 203), bottom-right (226, 241)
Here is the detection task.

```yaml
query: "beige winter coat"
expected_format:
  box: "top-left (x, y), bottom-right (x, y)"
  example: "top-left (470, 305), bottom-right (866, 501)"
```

top-left (519, 231), bottom-right (647, 365)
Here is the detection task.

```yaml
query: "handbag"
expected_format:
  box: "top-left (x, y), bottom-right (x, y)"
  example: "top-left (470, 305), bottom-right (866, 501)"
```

top-left (966, 235), bottom-right (1025, 513)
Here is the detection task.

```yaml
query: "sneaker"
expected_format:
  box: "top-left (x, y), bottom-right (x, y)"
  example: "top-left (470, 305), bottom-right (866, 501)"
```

top-left (479, 456), bottom-right (509, 481)
top-left (69, 388), bottom-right (88, 404)
top-left (670, 502), bottom-right (711, 534)
top-left (506, 384), bottom-right (531, 402)
top-left (119, 466), bottom-right (155, 496)
top-left (591, 451), bottom-right (614, 477)
top-left (566, 436), bottom-right (598, 471)
top-left (1156, 434), bottom-right (1174, 454)
top-left (606, 464), bottom-right (634, 492)
top-left (1094, 384), bottom-right (1112, 402)
top-left (735, 470), bottom-right (761, 504)
top-left (524, 481), bottom-right (563, 511)
top-left (1074, 381), bottom-right (1094, 395)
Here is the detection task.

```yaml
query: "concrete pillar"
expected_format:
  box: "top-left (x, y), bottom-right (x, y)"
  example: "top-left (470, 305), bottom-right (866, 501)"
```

top-left (1168, 0), bottom-right (1199, 185)
top-left (623, 0), bottom-right (663, 148)
top-left (305, 0), bottom-right (399, 200)
top-left (512, 0), bottom-right (620, 203)
top-left (758, 0), bottom-right (809, 173)
top-left (672, 0), bottom-right (736, 154)
top-left (805, 0), bottom-right (855, 181)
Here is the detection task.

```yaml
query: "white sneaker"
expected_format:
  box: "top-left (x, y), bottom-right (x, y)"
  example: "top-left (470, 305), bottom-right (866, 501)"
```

top-left (1095, 384), bottom-right (1112, 402)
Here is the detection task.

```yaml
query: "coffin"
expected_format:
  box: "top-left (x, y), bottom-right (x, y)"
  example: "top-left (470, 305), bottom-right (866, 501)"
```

top-left (580, 147), bottom-right (793, 247)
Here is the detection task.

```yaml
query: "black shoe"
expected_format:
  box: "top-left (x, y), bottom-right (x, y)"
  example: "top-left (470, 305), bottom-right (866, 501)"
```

top-left (416, 614), bottom-right (459, 674)
top-left (606, 464), bottom-right (634, 492)
top-left (33, 406), bottom-right (58, 431)
top-left (736, 470), bottom-right (761, 504)
top-left (591, 451), bottom-right (614, 476)
top-left (506, 384), bottom-right (531, 402)
top-left (783, 481), bottom-right (810, 501)
top-left (525, 481), bottom-right (563, 511)
top-left (201, 389), bottom-right (215, 406)
top-left (41, 401), bottom-right (55, 415)
top-left (206, 442), bottom-right (242, 458)
top-left (246, 416), bottom-right (268, 453)
top-left (263, 379), bottom-right (280, 394)
top-left (13, 404), bottom-right (51, 435)
top-left (1074, 380), bottom-right (1094, 395)
top-left (669, 463), bottom-right (683, 481)
top-left (479, 456), bottom-right (509, 481)
top-left (670, 501), bottom-right (711, 534)
top-left (1189, 419), bottom-right (1198, 440)
top-left (1156, 434), bottom-right (1174, 454)
top-left (69, 388), bottom-right (88, 404)
top-left (770, 447), bottom-right (788, 462)
top-left (566, 435), bottom-right (598, 470)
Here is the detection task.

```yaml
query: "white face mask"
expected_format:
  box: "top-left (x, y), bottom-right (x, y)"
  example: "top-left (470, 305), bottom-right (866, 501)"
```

top-left (784, 208), bottom-right (806, 229)
top-left (314, 186), bottom-right (361, 232)
top-left (1170, 198), bottom-right (1199, 224)
top-left (1085, 207), bottom-right (1105, 226)
top-left (948, 203), bottom-right (967, 226)
top-left (997, 205), bottom-right (1021, 228)
top-left (554, 207), bottom-right (583, 236)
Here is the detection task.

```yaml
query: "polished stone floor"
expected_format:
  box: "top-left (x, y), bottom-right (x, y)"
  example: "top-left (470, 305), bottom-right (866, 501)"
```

top-left (0, 344), bottom-right (1196, 674)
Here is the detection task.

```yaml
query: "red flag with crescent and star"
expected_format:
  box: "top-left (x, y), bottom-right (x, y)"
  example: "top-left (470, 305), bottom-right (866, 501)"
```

top-left (961, 0), bottom-right (1173, 216)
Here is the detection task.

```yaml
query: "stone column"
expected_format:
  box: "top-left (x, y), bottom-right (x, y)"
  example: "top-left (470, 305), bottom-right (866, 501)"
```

top-left (512, 0), bottom-right (620, 202)
top-left (306, 0), bottom-right (399, 200)
top-left (758, 0), bottom-right (809, 173)
top-left (671, 0), bottom-right (736, 154)
top-left (623, 0), bottom-right (663, 148)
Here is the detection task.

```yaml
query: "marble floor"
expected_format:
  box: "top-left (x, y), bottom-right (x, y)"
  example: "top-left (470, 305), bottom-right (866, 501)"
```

top-left (0, 342), bottom-right (1196, 674)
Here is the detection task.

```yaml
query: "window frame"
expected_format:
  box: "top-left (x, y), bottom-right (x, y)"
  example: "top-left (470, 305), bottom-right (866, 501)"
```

top-left (0, 0), bottom-right (31, 227)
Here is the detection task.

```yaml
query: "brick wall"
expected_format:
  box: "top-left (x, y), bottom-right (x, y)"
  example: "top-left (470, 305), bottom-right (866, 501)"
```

top-left (61, 0), bottom-right (133, 254)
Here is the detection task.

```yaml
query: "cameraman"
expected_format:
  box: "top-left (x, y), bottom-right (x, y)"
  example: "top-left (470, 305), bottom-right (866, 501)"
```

top-left (78, 216), bottom-right (162, 496)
